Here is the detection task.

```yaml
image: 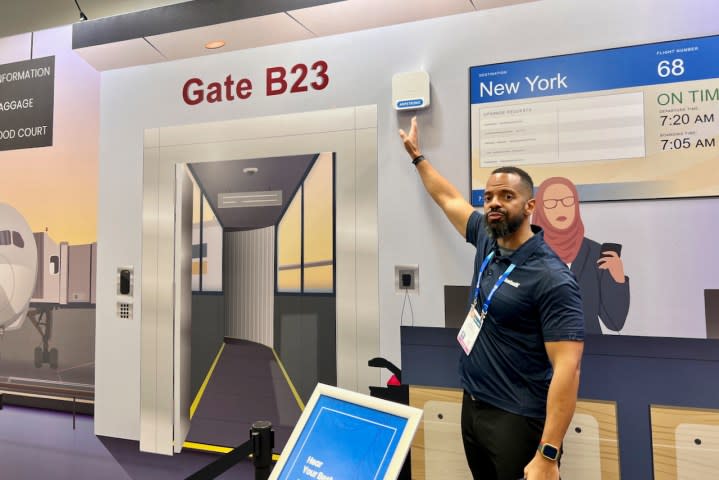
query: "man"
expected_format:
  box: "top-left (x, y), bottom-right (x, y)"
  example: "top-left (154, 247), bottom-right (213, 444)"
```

top-left (399, 117), bottom-right (584, 480)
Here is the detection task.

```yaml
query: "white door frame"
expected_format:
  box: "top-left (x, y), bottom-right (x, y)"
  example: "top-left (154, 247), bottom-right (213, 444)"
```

top-left (140, 105), bottom-right (379, 454)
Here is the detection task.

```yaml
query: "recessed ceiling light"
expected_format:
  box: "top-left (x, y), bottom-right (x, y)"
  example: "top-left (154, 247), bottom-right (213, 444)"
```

top-left (205, 40), bottom-right (226, 50)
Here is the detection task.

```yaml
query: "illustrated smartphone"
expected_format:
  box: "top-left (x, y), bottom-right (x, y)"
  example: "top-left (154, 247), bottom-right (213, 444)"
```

top-left (675, 423), bottom-right (719, 480)
top-left (560, 413), bottom-right (601, 480)
top-left (423, 400), bottom-right (472, 479)
top-left (600, 242), bottom-right (622, 258)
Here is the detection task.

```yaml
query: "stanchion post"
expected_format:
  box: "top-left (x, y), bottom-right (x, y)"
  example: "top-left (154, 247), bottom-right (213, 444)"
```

top-left (251, 420), bottom-right (274, 480)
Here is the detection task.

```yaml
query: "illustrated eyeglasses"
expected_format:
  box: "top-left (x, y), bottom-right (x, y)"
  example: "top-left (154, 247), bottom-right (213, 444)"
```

top-left (543, 196), bottom-right (575, 209)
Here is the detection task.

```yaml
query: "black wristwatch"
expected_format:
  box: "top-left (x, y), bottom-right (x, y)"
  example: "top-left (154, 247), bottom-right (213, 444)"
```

top-left (538, 442), bottom-right (560, 461)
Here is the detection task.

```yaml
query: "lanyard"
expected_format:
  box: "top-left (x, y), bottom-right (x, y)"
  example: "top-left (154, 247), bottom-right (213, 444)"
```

top-left (471, 250), bottom-right (516, 319)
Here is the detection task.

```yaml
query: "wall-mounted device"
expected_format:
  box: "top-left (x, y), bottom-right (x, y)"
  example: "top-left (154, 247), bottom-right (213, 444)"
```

top-left (118, 267), bottom-right (133, 296)
top-left (395, 264), bottom-right (419, 294)
top-left (116, 266), bottom-right (134, 320)
top-left (392, 71), bottom-right (430, 111)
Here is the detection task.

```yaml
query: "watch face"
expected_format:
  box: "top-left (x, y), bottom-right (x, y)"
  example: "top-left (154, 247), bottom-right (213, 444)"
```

top-left (541, 443), bottom-right (559, 460)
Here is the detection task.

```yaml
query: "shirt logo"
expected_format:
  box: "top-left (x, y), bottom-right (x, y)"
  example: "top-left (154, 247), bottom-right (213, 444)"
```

top-left (504, 278), bottom-right (520, 288)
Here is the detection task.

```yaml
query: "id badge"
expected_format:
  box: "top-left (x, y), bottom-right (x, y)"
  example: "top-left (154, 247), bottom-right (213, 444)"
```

top-left (457, 306), bottom-right (484, 355)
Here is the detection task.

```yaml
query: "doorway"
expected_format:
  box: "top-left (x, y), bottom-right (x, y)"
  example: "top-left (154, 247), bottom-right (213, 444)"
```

top-left (140, 106), bottom-right (379, 454)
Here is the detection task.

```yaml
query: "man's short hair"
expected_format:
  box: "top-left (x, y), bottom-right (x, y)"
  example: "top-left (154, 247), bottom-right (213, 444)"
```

top-left (490, 166), bottom-right (534, 198)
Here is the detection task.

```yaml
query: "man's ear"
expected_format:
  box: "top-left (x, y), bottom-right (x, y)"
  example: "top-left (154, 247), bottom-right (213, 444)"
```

top-left (525, 198), bottom-right (536, 217)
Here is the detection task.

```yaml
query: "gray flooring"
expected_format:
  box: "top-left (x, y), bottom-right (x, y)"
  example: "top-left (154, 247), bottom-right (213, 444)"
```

top-left (0, 339), bottom-right (301, 478)
top-left (186, 340), bottom-right (302, 451)
top-left (0, 405), bottom-right (255, 479)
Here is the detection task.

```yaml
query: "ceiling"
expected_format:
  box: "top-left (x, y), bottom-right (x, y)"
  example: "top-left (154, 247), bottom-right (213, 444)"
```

top-left (1, 0), bottom-right (538, 231)
top-left (2, 0), bottom-right (538, 71)
top-left (0, 0), bottom-right (189, 37)
top-left (189, 155), bottom-right (317, 231)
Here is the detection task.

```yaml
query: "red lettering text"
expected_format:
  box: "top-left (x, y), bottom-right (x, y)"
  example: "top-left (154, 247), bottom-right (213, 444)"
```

top-left (266, 67), bottom-right (288, 96)
top-left (182, 62), bottom-right (328, 105)
top-left (182, 75), bottom-right (254, 105)
top-left (290, 63), bottom-right (309, 93)
top-left (236, 78), bottom-right (252, 99)
top-left (206, 82), bottom-right (222, 103)
top-left (266, 61), bottom-right (329, 96)
top-left (311, 60), bottom-right (329, 90)
top-left (182, 78), bottom-right (204, 105)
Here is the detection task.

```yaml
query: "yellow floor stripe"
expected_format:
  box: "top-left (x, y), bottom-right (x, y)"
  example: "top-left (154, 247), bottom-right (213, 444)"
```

top-left (183, 441), bottom-right (232, 454)
top-left (186, 342), bottom-right (294, 465)
top-left (271, 347), bottom-right (305, 411)
top-left (190, 342), bottom-right (226, 419)
top-left (182, 441), bottom-right (281, 461)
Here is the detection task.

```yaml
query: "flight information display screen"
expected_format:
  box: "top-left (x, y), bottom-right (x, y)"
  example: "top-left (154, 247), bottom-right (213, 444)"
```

top-left (469, 34), bottom-right (719, 205)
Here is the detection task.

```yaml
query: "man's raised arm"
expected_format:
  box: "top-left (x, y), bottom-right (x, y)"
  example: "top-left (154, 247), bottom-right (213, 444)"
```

top-left (399, 117), bottom-right (475, 238)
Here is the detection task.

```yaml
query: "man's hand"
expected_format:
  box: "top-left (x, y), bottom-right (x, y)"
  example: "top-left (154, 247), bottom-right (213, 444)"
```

top-left (398, 116), bottom-right (421, 159)
top-left (523, 452), bottom-right (560, 480)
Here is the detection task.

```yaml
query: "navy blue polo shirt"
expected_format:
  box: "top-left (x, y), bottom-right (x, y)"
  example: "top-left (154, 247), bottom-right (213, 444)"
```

top-left (460, 211), bottom-right (584, 419)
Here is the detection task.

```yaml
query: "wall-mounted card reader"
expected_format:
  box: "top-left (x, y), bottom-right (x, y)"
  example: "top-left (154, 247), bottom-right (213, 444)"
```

top-left (120, 269), bottom-right (131, 295)
top-left (117, 266), bottom-right (134, 320)
top-left (117, 267), bottom-right (133, 296)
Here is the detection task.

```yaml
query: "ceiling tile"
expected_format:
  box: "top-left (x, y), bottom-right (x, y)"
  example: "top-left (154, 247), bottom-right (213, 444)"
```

top-left (62, 0), bottom-right (539, 72)
top-left (147, 13), bottom-right (315, 61)
top-left (0, 0), bottom-right (189, 39)
top-left (289, 0), bottom-right (476, 37)
top-left (74, 37), bottom-right (166, 71)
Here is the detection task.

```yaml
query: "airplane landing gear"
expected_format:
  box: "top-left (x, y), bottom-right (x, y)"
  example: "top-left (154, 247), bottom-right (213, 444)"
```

top-left (33, 346), bottom-right (58, 369)
top-left (28, 306), bottom-right (58, 369)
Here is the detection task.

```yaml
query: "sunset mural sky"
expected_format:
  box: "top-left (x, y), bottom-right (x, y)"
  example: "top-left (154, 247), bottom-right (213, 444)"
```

top-left (0, 26), bottom-right (99, 245)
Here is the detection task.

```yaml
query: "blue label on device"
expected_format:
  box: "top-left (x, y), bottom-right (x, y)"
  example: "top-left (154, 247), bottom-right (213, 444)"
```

top-left (397, 98), bottom-right (424, 108)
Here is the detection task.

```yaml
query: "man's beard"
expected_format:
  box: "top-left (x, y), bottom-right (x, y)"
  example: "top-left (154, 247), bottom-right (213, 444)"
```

top-left (484, 208), bottom-right (524, 239)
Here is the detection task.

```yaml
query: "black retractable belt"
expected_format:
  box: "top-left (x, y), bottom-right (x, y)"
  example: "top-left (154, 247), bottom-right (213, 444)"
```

top-left (185, 421), bottom-right (275, 480)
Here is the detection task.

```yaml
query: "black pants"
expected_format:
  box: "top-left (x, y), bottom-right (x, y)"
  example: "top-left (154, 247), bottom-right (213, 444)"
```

top-left (461, 391), bottom-right (544, 480)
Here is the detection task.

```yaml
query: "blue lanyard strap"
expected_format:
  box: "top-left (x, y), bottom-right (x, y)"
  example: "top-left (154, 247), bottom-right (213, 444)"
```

top-left (481, 264), bottom-right (515, 316)
top-left (472, 250), bottom-right (516, 317)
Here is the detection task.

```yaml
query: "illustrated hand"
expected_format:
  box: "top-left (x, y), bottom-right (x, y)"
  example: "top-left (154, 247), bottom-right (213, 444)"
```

top-left (597, 251), bottom-right (626, 283)
top-left (398, 116), bottom-right (421, 159)
top-left (523, 453), bottom-right (559, 480)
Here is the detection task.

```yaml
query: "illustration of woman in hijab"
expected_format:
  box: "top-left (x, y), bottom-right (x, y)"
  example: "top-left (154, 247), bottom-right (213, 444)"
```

top-left (533, 177), bottom-right (629, 334)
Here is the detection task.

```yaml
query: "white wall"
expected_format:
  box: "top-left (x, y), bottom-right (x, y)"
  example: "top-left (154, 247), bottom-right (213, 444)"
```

top-left (96, 0), bottom-right (719, 439)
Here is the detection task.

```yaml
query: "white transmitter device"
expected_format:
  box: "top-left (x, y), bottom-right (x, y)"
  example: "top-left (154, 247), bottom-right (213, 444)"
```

top-left (392, 71), bottom-right (430, 111)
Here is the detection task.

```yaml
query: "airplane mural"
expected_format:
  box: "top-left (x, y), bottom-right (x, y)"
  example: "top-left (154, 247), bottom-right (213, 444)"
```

top-left (0, 203), bottom-right (96, 369)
